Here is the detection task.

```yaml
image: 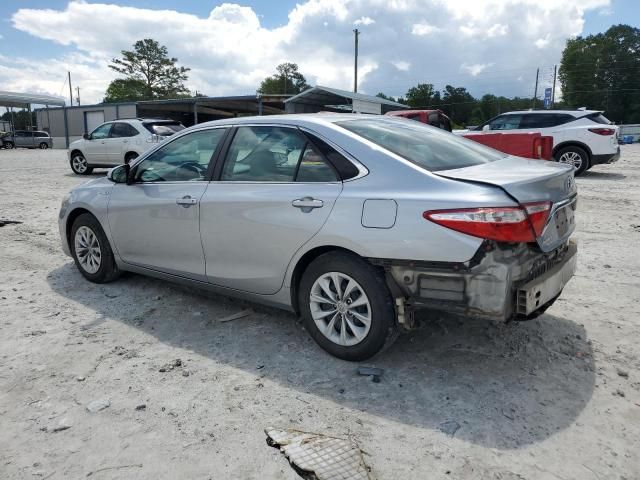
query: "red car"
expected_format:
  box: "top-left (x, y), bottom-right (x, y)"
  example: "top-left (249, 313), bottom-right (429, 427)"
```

top-left (385, 109), bottom-right (453, 132)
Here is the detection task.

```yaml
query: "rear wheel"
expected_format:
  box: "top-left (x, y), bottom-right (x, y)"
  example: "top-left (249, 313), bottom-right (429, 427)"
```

top-left (39, 142), bottom-right (49, 149)
top-left (555, 146), bottom-right (589, 176)
top-left (298, 252), bottom-right (398, 361)
top-left (70, 213), bottom-right (120, 283)
top-left (70, 152), bottom-right (93, 175)
top-left (4, 141), bottom-right (14, 149)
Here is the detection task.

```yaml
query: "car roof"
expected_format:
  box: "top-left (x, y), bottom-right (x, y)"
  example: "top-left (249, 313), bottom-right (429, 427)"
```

top-left (194, 113), bottom-right (405, 130)
top-left (501, 110), bottom-right (601, 116)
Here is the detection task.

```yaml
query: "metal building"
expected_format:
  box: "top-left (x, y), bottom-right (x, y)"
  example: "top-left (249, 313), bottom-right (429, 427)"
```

top-left (284, 86), bottom-right (408, 114)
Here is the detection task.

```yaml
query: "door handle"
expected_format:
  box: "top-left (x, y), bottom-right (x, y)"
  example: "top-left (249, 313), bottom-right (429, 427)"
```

top-left (176, 195), bottom-right (198, 207)
top-left (292, 197), bottom-right (323, 212)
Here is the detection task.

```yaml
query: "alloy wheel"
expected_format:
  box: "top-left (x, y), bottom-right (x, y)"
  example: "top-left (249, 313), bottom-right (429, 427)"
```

top-left (72, 155), bottom-right (88, 173)
top-left (558, 151), bottom-right (583, 170)
top-left (309, 272), bottom-right (371, 347)
top-left (74, 226), bottom-right (102, 274)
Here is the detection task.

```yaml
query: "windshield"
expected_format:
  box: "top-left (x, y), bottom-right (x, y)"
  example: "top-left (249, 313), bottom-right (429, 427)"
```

top-left (336, 118), bottom-right (506, 171)
top-left (143, 122), bottom-right (185, 136)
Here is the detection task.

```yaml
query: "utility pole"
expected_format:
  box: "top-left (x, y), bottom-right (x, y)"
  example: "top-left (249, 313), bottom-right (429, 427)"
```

top-left (68, 71), bottom-right (73, 107)
top-left (551, 65), bottom-right (557, 108)
top-left (76, 86), bottom-right (81, 106)
top-left (532, 68), bottom-right (539, 109)
top-left (353, 28), bottom-right (360, 93)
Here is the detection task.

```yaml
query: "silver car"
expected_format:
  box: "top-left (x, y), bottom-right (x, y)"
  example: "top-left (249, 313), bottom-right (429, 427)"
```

top-left (58, 114), bottom-right (578, 360)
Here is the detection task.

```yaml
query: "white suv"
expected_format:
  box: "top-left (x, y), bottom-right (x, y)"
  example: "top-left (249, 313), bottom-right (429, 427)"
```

top-left (68, 118), bottom-right (185, 175)
top-left (472, 110), bottom-right (620, 175)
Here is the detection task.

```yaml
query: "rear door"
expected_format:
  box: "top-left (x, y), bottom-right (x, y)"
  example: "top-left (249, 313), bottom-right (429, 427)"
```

top-left (108, 127), bottom-right (228, 280)
top-left (105, 122), bottom-right (137, 164)
top-left (200, 125), bottom-right (342, 295)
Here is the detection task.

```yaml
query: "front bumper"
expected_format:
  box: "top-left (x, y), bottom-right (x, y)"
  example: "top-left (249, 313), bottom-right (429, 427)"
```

top-left (592, 147), bottom-right (620, 165)
top-left (382, 241), bottom-right (577, 322)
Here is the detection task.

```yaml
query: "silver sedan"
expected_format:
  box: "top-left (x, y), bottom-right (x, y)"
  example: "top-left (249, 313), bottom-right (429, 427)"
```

top-left (59, 114), bottom-right (578, 360)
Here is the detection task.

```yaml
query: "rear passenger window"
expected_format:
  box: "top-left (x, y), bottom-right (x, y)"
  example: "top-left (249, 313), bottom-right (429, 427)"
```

top-left (296, 144), bottom-right (338, 182)
top-left (110, 122), bottom-right (137, 138)
top-left (489, 114), bottom-right (522, 130)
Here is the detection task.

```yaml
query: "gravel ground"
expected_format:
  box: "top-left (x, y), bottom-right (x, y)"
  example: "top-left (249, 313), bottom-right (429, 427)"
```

top-left (1, 145), bottom-right (639, 480)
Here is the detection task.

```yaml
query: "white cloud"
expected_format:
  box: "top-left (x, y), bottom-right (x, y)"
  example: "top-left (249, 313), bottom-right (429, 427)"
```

top-left (461, 63), bottom-right (494, 76)
top-left (391, 60), bottom-right (411, 71)
top-left (354, 16), bottom-right (375, 25)
top-left (411, 22), bottom-right (441, 36)
top-left (2, 0), bottom-right (612, 103)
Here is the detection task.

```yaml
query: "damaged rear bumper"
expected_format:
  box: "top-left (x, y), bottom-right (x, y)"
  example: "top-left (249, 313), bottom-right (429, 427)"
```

top-left (377, 241), bottom-right (577, 322)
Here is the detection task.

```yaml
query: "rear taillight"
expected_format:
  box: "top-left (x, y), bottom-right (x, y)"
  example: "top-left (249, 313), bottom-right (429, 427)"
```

top-left (423, 201), bottom-right (551, 243)
top-left (588, 128), bottom-right (615, 136)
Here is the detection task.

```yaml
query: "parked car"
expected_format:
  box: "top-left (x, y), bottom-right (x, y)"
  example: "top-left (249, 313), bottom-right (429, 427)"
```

top-left (68, 118), bottom-right (185, 175)
top-left (470, 110), bottom-right (620, 175)
top-left (59, 114), bottom-right (577, 360)
top-left (385, 109), bottom-right (453, 132)
top-left (2, 130), bottom-right (53, 149)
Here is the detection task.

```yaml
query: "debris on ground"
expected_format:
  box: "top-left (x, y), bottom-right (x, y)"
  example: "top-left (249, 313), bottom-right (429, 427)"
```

top-left (218, 309), bottom-right (252, 323)
top-left (135, 404), bottom-right (146, 411)
top-left (0, 219), bottom-right (22, 227)
top-left (617, 369), bottom-right (629, 378)
top-left (357, 366), bottom-right (383, 383)
top-left (265, 428), bottom-right (371, 480)
top-left (613, 389), bottom-right (626, 398)
top-left (159, 358), bottom-right (182, 372)
top-left (86, 398), bottom-right (111, 413)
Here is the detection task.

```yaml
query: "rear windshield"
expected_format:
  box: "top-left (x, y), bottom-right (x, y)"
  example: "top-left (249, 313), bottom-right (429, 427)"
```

top-left (143, 122), bottom-right (185, 136)
top-left (336, 118), bottom-right (506, 172)
top-left (586, 113), bottom-right (611, 125)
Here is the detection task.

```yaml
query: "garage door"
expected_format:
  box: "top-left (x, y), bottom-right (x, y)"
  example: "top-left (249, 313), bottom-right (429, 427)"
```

top-left (85, 110), bottom-right (105, 133)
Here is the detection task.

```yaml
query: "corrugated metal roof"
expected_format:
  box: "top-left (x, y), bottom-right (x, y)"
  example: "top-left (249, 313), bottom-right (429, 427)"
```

top-left (285, 86), bottom-right (408, 108)
top-left (0, 91), bottom-right (66, 108)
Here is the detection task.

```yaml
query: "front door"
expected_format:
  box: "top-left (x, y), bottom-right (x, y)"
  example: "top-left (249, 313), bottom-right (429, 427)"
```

top-left (108, 127), bottom-right (228, 280)
top-left (200, 125), bottom-right (342, 295)
top-left (84, 123), bottom-right (112, 163)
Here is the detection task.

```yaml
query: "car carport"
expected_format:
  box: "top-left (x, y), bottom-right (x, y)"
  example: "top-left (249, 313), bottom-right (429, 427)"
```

top-left (284, 86), bottom-right (408, 114)
top-left (0, 91), bottom-right (66, 133)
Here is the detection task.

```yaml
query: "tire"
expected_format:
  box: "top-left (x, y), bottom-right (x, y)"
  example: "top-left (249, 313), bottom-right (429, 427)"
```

top-left (554, 146), bottom-right (589, 176)
top-left (70, 152), bottom-right (93, 175)
top-left (298, 251), bottom-right (398, 361)
top-left (124, 152), bottom-right (138, 164)
top-left (4, 141), bottom-right (14, 149)
top-left (39, 142), bottom-right (49, 149)
top-left (70, 213), bottom-right (120, 283)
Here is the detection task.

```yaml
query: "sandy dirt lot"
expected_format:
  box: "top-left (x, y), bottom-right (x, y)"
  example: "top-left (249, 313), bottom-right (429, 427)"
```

top-left (1, 145), bottom-right (639, 480)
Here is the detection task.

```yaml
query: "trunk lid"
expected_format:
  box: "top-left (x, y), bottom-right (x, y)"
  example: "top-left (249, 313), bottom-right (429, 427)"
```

top-left (435, 156), bottom-right (577, 252)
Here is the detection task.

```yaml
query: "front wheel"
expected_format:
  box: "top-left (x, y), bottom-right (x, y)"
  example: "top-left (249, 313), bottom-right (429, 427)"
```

top-left (4, 141), bottom-right (14, 149)
top-left (298, 252), bottom-right (398, 361)
top-left (70, 213), bottom-right (120, 283)
top-left (70, 152), bottom-right (93, 175)
top-left (555, 146), bottom-right (589, 176)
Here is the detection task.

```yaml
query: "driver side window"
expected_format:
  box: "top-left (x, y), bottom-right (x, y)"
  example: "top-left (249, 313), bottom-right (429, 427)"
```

top-left (488, 114), bottom-right (523, 131)
top-left (90, 123), bottom-right (112, 140)
top-left (133, 128), bottom-right (226, 183)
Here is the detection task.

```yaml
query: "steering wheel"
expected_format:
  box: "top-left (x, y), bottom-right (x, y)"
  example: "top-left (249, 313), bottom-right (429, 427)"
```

top-left (179, 161), bottom-right (207, 175)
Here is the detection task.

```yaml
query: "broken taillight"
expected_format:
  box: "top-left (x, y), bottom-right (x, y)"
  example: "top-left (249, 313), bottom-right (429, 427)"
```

top-left (423, 202), bottom-right (551, 243)
top-left (588, 128), bottom-right (615, 136)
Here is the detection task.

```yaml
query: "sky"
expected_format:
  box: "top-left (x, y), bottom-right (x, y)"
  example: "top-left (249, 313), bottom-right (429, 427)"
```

top-left (0, 0), bottom-right (637, 105)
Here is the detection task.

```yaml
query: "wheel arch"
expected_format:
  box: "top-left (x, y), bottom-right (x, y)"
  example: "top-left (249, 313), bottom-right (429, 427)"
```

top-left (65, 207), bottom-right (95, 251)
top-left (124, 151), bottom-right (139, 163)
top-left (552, 141), bottom-right (592, 160)
top-left (70, 148), bottom-right (84, 159)
top-left (289, 245), bottom-right (371, 314)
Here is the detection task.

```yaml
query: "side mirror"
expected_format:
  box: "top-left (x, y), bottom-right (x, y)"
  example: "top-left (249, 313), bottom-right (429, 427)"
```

top-left (482, 124), bottom-right (491, 132)
top-left (107, 164), bottom-right (130, 184)
top-left (83, 133), bottom-right (90, 140)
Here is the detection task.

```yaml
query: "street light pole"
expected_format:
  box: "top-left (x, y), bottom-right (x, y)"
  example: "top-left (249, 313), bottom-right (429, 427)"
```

top-left (353, 29), bottom-right (360, 93)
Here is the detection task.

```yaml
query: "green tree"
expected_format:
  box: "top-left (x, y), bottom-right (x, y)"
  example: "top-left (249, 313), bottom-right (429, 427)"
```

top-left (1, 110), bottom-right (36, 130)
top-left (404, 83), bottom-right (435, 108)
top-left (259, 63), bottom-right (310, 95)
top-left (559, 24), bottom-right (640, 123)
top-left (108, 38), bottom-right (190, 100)
top-left (440, 85), bottom-right (476, 125)
top-left (103, 79), bottom-right (148, 103)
